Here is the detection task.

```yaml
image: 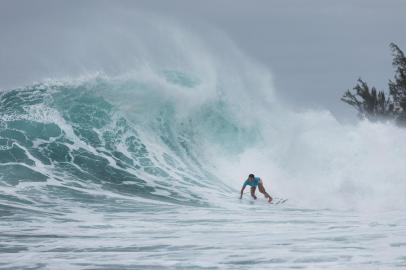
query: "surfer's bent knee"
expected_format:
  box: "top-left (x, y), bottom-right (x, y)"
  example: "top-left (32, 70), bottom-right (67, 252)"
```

top-left (258, 183), bottom-right (266, 193)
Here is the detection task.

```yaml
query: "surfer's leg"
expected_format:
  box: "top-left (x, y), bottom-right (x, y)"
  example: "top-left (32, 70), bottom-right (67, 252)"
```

top-left (250, 186), bottom-right (257, 199)
top-left (258, 183), bottom-right (272, 202)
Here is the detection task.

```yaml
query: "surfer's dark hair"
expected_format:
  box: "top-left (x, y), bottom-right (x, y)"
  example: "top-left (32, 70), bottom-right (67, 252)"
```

top-left (248, 174), bottom-right (255, 178)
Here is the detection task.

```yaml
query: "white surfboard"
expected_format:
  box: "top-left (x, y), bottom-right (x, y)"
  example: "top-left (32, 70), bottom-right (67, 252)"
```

top-left (270, 198), bottom-right (288, 205)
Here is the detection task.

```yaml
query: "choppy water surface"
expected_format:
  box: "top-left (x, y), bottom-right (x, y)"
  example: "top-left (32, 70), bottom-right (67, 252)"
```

top-left (1, 52), bottom-right (406, 269)
top-left (1, 195), bottom-right (405, 270)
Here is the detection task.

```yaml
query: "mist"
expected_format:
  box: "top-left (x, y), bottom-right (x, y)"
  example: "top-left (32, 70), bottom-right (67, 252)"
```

top-left (2, 0), bottom-right (406, 121)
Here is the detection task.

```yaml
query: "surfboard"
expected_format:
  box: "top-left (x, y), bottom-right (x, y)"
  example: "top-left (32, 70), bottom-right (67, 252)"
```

top-left (270, 198), bottom-right (288, 205)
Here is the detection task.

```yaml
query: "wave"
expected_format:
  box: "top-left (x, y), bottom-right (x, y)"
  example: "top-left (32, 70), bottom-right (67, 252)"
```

top-left (1, 15), bottom-right (406, 213)
top-left (0, 76), bottom-right (237, 210)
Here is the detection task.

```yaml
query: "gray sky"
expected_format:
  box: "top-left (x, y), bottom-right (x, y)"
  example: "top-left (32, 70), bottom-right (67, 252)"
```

top-left (1, 0), bottom-right (406, 120)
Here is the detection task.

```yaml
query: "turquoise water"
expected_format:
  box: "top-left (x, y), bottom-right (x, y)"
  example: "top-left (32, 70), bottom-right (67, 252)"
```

top-left (1, 76), bottom-right (406, 269)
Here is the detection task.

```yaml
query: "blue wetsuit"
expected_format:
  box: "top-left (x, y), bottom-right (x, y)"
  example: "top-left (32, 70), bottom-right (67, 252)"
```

top-left (243, 177), bottom-right (261, 187)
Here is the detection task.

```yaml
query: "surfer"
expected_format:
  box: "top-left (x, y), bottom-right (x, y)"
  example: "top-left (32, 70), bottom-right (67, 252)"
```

top-left (240, 174), bottom-right (273, 203)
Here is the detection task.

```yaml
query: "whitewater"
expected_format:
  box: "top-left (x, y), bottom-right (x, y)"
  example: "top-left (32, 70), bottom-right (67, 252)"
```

top-left (1, 15), bottom-right (406, 270)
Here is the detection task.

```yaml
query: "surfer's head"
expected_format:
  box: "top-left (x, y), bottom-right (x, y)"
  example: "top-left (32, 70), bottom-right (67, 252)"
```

top-left (248, 174), bottom-right (255, 180)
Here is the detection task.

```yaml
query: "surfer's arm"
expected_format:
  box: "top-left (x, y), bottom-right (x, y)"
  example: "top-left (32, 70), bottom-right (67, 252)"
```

top-left (240, 185), bottom-right (246, 199)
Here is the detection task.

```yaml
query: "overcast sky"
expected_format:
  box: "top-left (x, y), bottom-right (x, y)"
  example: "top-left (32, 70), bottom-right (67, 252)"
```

top-left (1, 0), bottom-right (406, 120)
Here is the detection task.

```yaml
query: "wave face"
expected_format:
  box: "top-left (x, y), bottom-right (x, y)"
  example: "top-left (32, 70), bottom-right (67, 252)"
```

top-left (0, 76), bottom-right (244, 210)
top-left (2, 73), bottom-right (406, 213)
top-left (1, 15), bottom-right (406, 214)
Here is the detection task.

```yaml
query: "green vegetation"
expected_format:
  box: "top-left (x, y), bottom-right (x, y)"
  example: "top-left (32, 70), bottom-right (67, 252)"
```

top-left (342, 43), bottom-right (406, 124)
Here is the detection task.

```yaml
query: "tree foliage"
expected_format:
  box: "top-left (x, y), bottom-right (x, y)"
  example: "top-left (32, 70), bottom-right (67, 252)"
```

top-left (342, 43), bottom-right (406, 124)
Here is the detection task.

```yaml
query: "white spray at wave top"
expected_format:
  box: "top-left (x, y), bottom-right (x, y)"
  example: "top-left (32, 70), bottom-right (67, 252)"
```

top-left (117, 16), bottom-right (406, 211)
top-left (7, 9), bottom-right (406, 211)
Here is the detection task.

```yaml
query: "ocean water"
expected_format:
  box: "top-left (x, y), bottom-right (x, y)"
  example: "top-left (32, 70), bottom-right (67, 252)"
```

top-left (2, 197), bottom-right (406, 269)
top-left (1, 20), bottom-right (406, 269)
top-left (1, 74), bottom-right (405, 270)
